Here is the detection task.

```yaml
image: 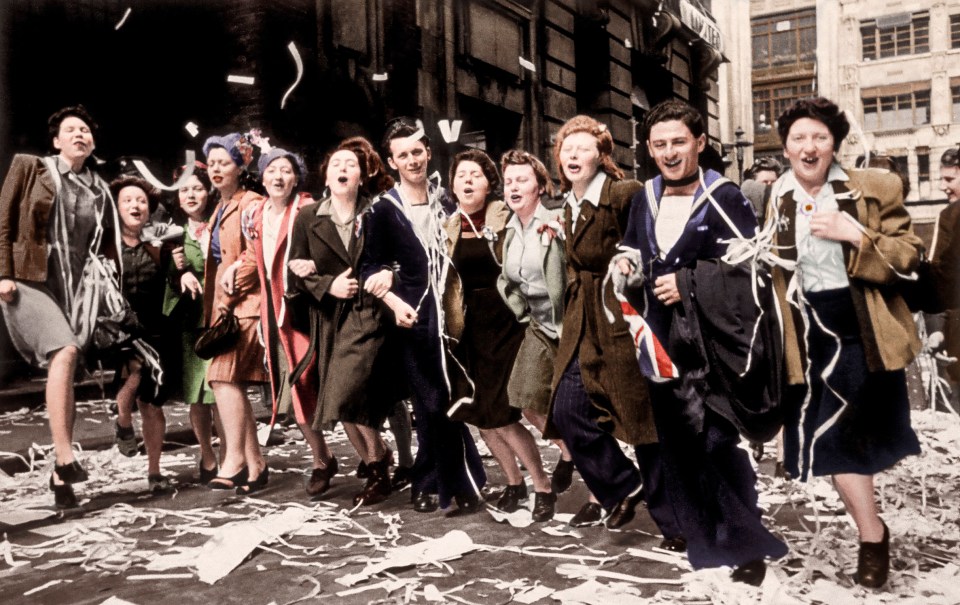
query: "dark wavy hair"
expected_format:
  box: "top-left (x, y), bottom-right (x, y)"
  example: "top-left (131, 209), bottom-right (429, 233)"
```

top-left (777, 97), bottom-right (850, 152)
top-left (643, 99), bottom-right (705, 141)
top-left (110, 175), bottom-right (161, 214)
top-left (319, 145), bottom-right (371, 199)
top-left (449, 149), bottom-right (500, 204)
top-left (339, 136), bottom-right (394, 197)
top-left (168, 162), bottom-right (214, 223)
top-left (47, 104), bottom-right (98, 150)
top-left (743, 156), bottom-right (784, 180)
top-left (381, 117), bottom-right (430, 158)
top-left (553, 115), bottom-right (623, 192)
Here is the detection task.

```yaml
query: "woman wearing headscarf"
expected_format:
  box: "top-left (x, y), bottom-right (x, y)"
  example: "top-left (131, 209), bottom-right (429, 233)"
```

top-left (161, 163), bottom-right (224, 483)
top-left (287, 140), bottom-right (403, 505)
top-left (229, 145), bottom-right (334, 496)
top-left (201, 132), bottom-right (268, 492)
top-left (0, 105), bottom-right (121, 508)
top-left (445, 149), bottom-right (556, 521)
top-left (769, 97), bottom-right (922, 588)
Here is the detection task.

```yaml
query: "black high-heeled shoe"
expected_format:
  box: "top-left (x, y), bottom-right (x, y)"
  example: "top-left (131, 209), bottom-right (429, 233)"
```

top-left (496, 484), bottom-right (528, 512)
top-left (237, 466), bottom-right (269, 495)
top-left (54, 460), bottom-right (89, 484)
top-left (50, 476), bottom-right (79, 509)
top-left (198, 460), bottom-right (218, 484)
top-left (208, 466), bottom-right (248, 490)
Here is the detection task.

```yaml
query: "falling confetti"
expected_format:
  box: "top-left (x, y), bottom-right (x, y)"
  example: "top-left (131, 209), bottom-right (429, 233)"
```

top-left (132, 151), bottom-right (197, 192)
top-left (227, 75), bottom-right (255, 85)
top-left (280, 42), bottom-right (304, 110)
top-left (114, 8), bottom-right (132, 30)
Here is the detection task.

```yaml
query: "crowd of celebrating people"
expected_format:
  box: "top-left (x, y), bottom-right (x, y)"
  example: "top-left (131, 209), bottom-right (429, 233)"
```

top-left (0, 95), bottom-right (957, 590)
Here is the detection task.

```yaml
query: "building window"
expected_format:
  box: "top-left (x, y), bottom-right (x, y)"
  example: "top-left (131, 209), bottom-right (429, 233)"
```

top-left (861, 12), bottom-right (929, 60)
top-left (862, 84), bottom-right (930, 130)
top-left (953, 84), bottom-right (960, 122)
top-left (952, 15), bottom-right (960, 49)
top-left (917, 148), bottom-right (930, 183)
top-left (753, 81), bottom-right (814, 134)
top-left (458, 1), bottom-right (527, 77)
top-left (751, 9), bottom-right (816, 70)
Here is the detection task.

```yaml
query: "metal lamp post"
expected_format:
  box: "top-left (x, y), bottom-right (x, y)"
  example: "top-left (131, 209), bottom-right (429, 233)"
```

top-left (733, 126), bottom-right (753, 183)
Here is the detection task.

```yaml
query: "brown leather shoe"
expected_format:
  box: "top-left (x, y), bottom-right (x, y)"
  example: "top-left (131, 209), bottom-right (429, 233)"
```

top-left (857, 521), bottom-right (890, 588)
top-left (531, 491), bottom-right (557, 522)
top-left (305, 457), bottom-right (338, 500)
top-left (605, 491), bottom-right (643, 529)
top-left (569, 501), bottom-right (603, 527)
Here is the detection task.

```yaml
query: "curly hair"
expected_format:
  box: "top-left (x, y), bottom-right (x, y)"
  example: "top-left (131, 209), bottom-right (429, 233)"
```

top-left (449, 149), bottom-right (500, 204)
top-left (642, 99), bottom-right (704, 141)
top-left (381, 117), bottom-right (430, 157)
top-left (500, 149), bottom-right (555, 198)
top-left (110, 175), bottom-right (161, 213)
top-left (339, 136), bottom-right (394, 197)
top-left (553, 115), bottom-right (623, 192)
top-left (776, 97), bottom-right (850, 152)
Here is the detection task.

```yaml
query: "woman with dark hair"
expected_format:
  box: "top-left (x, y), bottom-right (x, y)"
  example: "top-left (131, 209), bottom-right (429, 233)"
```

top-left (287, 141), bottom-right (404, 505)
top-left (361, 118), bottom-right (486, 515)
top-left (110, 175), bottom-right (173, 491)
top-left (227, 145), bottom-right (334, 496)
top-left (201, 132), bottom-right (268, 492)
top-left (770, 97), bottom-right (922, 588)
top-left (0, 105), bottom-right (121, 508)
top-left (445, 149), bottom-right (556, 521)
top-left (545, 115), bottom-right (654, 529)
top-left (161, 163), bottom-right (224, 483)
top-left (338, 136), bottom-right (416, 488)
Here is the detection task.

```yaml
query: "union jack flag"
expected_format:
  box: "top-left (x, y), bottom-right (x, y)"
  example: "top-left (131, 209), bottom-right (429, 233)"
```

top-left (618, 298), bottom-right (678, 382)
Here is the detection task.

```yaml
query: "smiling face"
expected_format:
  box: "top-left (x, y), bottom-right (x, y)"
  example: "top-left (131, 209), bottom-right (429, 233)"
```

top-left (262, 156), bottom-right (298, 203)
top-left (387, 137), bottom-right (431, 187)
top-left (452, 160), bottom-right (490, 213)
top-left (178, 175), bottom-right (209, 221)
top-left (503, 163), bottom-right (542, 221)
top-left (941, 164), bottom-right (960, 203)
top-left (646, 119), bottom-right (704, 183)
top-left (117, 185), bottom-right (151, 235)
top-left (558, 131), bottom-right (601, 191)
top-left (206, 147), bottom-right (240, 193)
top-left (53, 115), bottom-right (95, 167)
top-left (326, 149), bottom-right (362, 200)
top-left (783, 117), bottom-right (835, 191)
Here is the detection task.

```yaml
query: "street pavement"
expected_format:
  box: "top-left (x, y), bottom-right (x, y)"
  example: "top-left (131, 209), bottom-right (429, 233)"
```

top-left (0, 391), bottom-right (958, 605)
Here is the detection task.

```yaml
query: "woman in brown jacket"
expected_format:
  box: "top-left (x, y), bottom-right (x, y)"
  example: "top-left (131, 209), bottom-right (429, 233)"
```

top-left (547, 115), bottom-right (655, 528)
top-left (770, 98), bottom-right (922, 588)
top-left (201, 132), bottom-right (268, 492)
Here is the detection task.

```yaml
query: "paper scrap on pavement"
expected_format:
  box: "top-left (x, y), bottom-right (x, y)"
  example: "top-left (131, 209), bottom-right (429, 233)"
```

top-left (549, 579), bottom-right (646, 605)
top-left (280, 42), bottom-right (304, 109)
top-left (100, 597), bottom-right (139, 605)
top-left (227, 74), bottom-right (255, 85)
top-left (336, 530), bottom-right (477, 587)
top-left (486, 506), bottom-right (534, 528)
top-left (24, 578), bottom-right (70, 596)
top-left (557, 563), bottom-right (683, 585)
top-left (114, 8), bottom-right (132, 30)
top-left (518, 56), bottom-right (536, 72)
top-left (0, 508), bottom-right (55, 526)
top-left (625, 547), bottom-right (691, 569)
top-left (514, 584), bottom-right (555, 603)
top-left (185, 122), bottom-right (199, 138)
top-left (196, 507), bottom-right (310, 584)
top-left (541, 525), bottom-right (581, 539)
top-left (127, 573), bottom-right (193, 580)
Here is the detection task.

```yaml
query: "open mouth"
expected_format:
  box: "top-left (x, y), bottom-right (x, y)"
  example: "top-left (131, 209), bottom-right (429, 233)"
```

top-left (337, 176), bottom-right (348, 184)
top-left (509, 193), bottom-right (522, 203)
top-left (664, 158), bottom-right (681, 169)
top-left (462, 187), bottom-right (474, 196)
top-left (566, 163), bottom-right (581, 175)
top-left (801, 157), bottom-right (819, 166)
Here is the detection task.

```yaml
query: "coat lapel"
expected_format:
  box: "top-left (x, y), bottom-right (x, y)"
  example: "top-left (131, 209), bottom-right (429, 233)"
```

top-left (311, 202), bottom-right (353, 266)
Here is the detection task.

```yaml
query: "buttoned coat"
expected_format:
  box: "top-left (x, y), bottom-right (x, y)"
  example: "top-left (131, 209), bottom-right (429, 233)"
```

top-left (203, 188), bottom-right (264, 323)
top-left (549, 177), bottom-right (656, 445)
top-left (769, 168), bottom-right (922, 385)
top-left (497, 204), bottom-right (566, 336)
top-left (288, 196), bottom-right (400, 429)
top-left (0, 154), bottom-right (119, 282)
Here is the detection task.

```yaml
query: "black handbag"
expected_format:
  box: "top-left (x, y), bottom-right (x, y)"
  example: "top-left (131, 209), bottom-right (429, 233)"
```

top-left (194, 311), bottom-right (240, 360)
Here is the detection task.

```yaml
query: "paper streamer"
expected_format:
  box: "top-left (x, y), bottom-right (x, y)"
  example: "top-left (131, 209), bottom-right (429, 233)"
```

top-left (518, 56), bottom-right (536, 72)
top-left (280, 42), bottom-right (304, 110)
top-left (227, 75), bottom-right (255, 85)
top-left (438, 120), bottom-right (463, 144)
top-left (184, 122), bottom-right (199, 138)
top-left (402, 119), bottom-right (426, 147)
top-left (132, 151), bottom-right (197, 192)
top-left (114, 8), bottom-right (132, 30)
top-left (372, 73), bottom-right (389, 82)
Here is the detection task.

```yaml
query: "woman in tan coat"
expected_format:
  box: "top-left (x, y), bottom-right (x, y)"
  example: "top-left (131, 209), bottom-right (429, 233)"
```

top-left (201, 132), bottom-right (268, 492)
top-left (770, 98), bottom-right (922, 588)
